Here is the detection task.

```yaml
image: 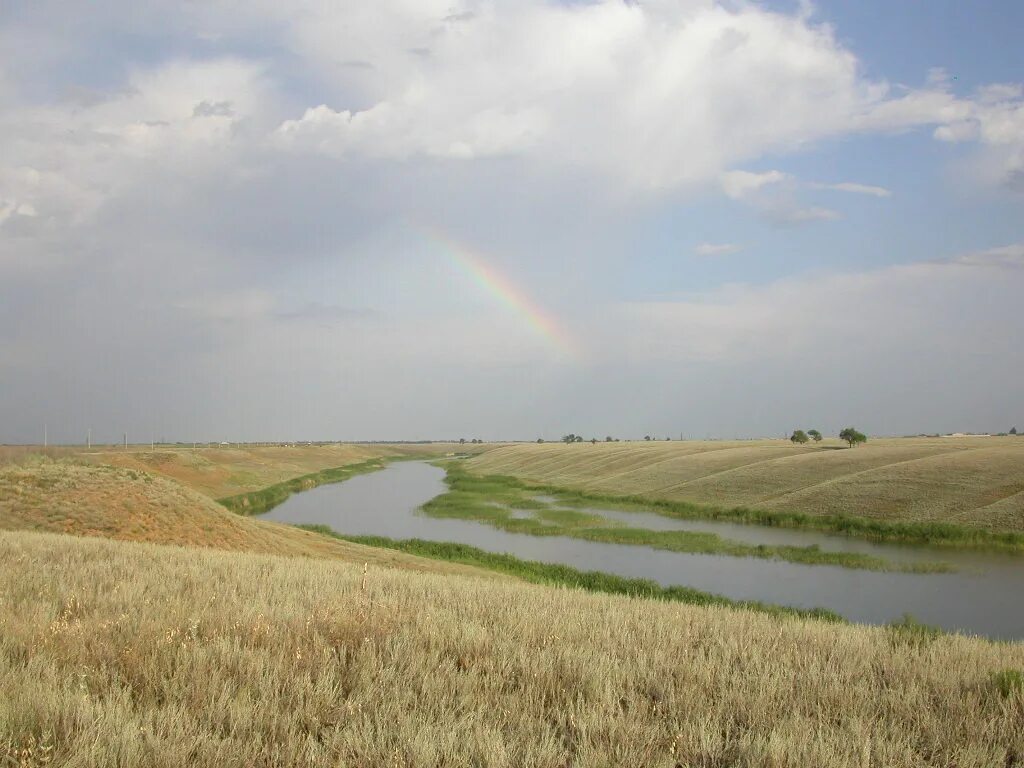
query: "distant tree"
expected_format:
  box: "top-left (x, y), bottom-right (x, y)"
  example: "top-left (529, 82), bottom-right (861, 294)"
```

top-left (562, 434), bottom-right (576, 444)
top-left (536, 438), bottom-right (545, 443)
top-left (644, 435), bottom-right (651, 441)
top-left (839, 427), bottom-right (867, 448)
top-left (790, 430), bottom-right (809, 444)
top-left (1011, 427), bottom-right (1018, 435)
top-left (459, 438), bottom-right (466, 445)
top-left (591, 438), bottom-right (598, 444)
top-left (807, 429), bottom-right (822, 442)
top-left (605, 436), bottom-right (613, 442)
top-left (574, 435), bottom-right (583, 443)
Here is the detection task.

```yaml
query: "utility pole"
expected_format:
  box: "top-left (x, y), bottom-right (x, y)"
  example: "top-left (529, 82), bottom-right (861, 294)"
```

top-left (123, 432), bottom-right (128, 450)
top-left (43, 424), bottom-right (47, 448)
top-left (87, 428), bottom-right (91, 449)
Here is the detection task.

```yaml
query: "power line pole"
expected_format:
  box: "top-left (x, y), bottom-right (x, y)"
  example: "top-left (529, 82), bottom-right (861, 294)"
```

top-left (123, 432), bottom-right (128, 450)
top-left (87, 428), bottom-right (91, 449)
top-left (43, 423), bottom-right (47, 448)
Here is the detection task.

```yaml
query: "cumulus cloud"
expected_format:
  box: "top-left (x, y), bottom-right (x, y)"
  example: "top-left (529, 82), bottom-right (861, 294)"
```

top-left (1, 1), bottom-right (1023, 441)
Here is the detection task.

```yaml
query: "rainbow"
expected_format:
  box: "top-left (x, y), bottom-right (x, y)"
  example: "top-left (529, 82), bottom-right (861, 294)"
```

top-left (419, 226), bottom-right (578, 358)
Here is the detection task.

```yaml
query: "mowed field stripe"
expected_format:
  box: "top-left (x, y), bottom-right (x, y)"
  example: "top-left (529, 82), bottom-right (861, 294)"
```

top-left (744, 448), bottom-right (977, 507)
top-left (754, 446), bottom-right (1018, 518)
top-left (557, 444), bottom-right (795, 490)
top-left (639, 447), bottom-right (845, 497)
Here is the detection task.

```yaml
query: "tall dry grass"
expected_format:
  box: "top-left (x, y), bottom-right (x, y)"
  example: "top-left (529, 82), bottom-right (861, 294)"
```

top-left (2, 530), bottom-right (1022, 767)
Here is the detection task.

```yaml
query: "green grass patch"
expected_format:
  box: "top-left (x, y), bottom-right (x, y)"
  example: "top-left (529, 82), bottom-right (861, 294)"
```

top-left (217, 458), bottom-right (394, 515)
top-left (421, 464), bottom-right (953, 573)
top-left (886, 613), bottom-right (944, 649)
top-left (299, 524), bottom-right (845, 624)
top-left (992, 669), bottom-right (1024, 699)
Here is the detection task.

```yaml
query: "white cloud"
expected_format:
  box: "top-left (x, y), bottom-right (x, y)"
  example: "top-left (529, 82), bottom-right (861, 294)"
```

top-left (258, 1), bottom-right (1024, 192)
top-left (932, 93), bottom-right (1024, 190)
top-left (0, 58), bottom-right (272, 250)
top-left (813, 181), bottom-right (892, 197)
top-left (606, 243), bottom-right (1024, 365)
top-left (952, 243), bottom-right (1024, 268)
top-left (695, 242), bottom-right (742, 256)
top-left (719, 169), bottom-right (841, 226)
top-left (773, 205), bottom-right (841, 225)
top-left (720, 170), bottom-right (790, 200)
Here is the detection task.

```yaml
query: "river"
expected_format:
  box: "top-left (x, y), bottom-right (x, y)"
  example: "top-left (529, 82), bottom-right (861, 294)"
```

top-left (259, 461), bottom-right (1024, 639)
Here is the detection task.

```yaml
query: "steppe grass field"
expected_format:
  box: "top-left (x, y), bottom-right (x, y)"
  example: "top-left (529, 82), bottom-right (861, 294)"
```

top-left (2, 531), bottom-right (1023, 768)
top-left (70, 442), bottom-right (484, 499)
top-left (3, 443), bottom-right (1024, 766)
top-left (0, 458), bottom-right (489, 577)
top-left (466, 436), bottom-right (1024, 535)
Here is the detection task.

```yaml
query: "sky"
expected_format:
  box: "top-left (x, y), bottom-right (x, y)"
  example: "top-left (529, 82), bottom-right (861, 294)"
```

top-left (1, 0), bottom-right (1022, 443)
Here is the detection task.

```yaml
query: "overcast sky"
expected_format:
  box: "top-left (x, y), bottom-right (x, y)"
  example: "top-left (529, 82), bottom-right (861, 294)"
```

top-left (2, 0), bottom-right (1023, 443)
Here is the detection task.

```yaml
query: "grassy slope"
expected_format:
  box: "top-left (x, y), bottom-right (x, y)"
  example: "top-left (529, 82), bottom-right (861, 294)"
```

top-left (467, 437), bottom-right (1024, 533)
top-left (70, 442), bottom-right (491, 499)
top-left (417, 466), bottom-right (952, 571)
top-left (2, 530), bottom-right (1023, 767)
top-left (0, 459), bottom-right (491, 578)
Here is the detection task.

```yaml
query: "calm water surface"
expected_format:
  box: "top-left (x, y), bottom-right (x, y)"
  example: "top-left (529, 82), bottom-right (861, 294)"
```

top-left (260, 462), bottom-right (1024, 639)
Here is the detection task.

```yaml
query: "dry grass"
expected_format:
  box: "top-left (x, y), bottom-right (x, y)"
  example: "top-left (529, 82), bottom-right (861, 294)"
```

top-left (0, 458), bottom-right (491, 578)
top-left (71, 443), bottom-right (493, 499)
top-left (468, 437), bottom-right (1024, 533)
top-left (1, 530), bottom-right (1022, 767)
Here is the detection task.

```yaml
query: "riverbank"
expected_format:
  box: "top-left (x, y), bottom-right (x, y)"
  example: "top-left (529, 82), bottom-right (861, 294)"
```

top-left (421, 465), bottom-right (955, 572)
top-left (218, 458), bottom-right (395, 515)
top-left (454, 462), bottom-right (1024, 552)
top-left (300, 525), bottom-right (844, 622)
top-left (466, 438), bottom-right (1024, 539)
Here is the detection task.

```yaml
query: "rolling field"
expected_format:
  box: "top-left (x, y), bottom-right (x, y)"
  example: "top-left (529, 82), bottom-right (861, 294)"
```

top-left (68, 442), bottom-right (485, 499)
top-left (2, 530), bottom-right (1023, 767)
top-left (466, 437), bottom-right (1024, 533)
top-left (0, 458), bottom-right (491, 578)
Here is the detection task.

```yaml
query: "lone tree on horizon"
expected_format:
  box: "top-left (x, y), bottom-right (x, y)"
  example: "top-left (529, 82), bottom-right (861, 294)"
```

top-left (1011, 427), bottom-right (1018, 435)
top-left (790, 430), bottom-right (809, 444)
top-left (807, 429), bottom-right (822, 442)
top-left (839, 427), bottom-right (867, 448)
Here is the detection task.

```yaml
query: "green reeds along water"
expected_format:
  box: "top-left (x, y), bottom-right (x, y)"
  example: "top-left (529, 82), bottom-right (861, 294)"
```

top-left (419, 464), bottom-right (955, 573)
top-left (474, 469), bottom-right (1024, 552)
top-left (299, 525), bottom-right (845, 623)
top-left (218, 458), bottom-right (393, 515)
